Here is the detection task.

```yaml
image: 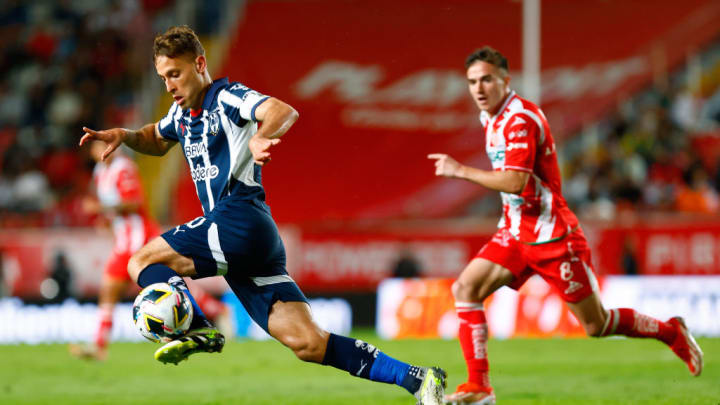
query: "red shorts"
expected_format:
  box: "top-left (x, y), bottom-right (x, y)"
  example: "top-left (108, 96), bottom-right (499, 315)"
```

top-left (475, 227), bottom-right (599, 303)
top-left (105, 217), bottom-right (160, 281)
top-left (104, 251), bottom-right (132, 282)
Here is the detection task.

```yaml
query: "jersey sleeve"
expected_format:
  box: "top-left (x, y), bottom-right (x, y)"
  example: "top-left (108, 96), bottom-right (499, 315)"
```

top-left (157, 103), bottom-right (180, 141)
top-left (500, 113), bottom-right (538, 173)
top-left (218, 82), bottom-right (270, 125)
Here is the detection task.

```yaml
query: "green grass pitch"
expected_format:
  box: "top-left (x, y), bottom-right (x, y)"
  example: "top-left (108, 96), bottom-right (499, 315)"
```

top-left (1, 332), bottom-right (717, 404)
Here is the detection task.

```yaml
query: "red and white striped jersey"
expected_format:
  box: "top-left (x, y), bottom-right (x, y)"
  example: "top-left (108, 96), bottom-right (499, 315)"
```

top-left (481, 91), bottom-right (579, 244)
top-left (93, 154), bottom-right (159, 254)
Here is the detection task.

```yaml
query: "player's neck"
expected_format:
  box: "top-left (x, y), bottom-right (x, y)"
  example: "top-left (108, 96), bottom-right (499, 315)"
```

top-left (190, 80), bottom-right (213, 113)
top-left (486, 92), bottom-right (511, 118)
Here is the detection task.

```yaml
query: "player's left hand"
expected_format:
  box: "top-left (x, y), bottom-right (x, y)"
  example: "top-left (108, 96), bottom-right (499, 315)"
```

top-left (249, 135), bottom-right (281, 166)
top-left (428, 153), bottom-right (463, 178)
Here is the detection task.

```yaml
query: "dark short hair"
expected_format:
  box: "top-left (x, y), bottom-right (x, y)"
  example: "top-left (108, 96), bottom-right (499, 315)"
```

top-left (465, 46), bottom-right (509, 72)
top-left (153, 25), bottom-right (205, 62)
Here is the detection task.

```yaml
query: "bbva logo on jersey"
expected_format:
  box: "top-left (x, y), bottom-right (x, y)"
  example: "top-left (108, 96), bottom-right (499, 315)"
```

top-left (185, 142), bottom-right (208, 159)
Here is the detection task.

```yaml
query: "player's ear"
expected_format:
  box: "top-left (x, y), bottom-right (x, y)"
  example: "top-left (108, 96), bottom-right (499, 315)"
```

top-left (195, 55), bottom-right (207, 74)
top-left (503, 74), bottom-right (511, 92)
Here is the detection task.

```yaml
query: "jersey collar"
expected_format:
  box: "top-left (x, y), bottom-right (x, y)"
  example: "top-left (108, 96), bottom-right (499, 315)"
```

top-left (480, 90), bottom-right (517, 128)
top-left (190, 77), bottom-right (230, 116)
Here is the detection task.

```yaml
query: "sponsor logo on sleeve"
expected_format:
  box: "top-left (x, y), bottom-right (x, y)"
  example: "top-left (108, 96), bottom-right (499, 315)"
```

top-left (507, 142), bottom-right (528, 151)
top-left (230, 83), bottom-right (249, 92)
top-left (508, 129), bottom-right (528, 140)
top-left (509, 116), bottom-right (526, 126)
top-left (545, 144), bottom-right (556, 155)
top-left (229, 83), bottom-right (261, 102)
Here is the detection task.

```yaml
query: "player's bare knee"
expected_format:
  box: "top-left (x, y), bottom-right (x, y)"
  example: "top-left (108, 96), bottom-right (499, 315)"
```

top-left (568, 298), bottom-right (609, 338)
top-left (452, 279), bottom-right (475, 301)
top-left (453, 278), bottom-right (492, 302)
top-left (127, 253), bottom-right (146, 282)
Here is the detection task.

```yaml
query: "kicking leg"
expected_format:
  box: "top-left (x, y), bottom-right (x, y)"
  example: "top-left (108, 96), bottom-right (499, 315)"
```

top-left (567, 292), bottom-right (703, 376)
top-left (268, 300), bottom-right (446, 405)
top-left (129, 236), bottom-right (213, 330)
top-left (128, 237), bottom-right (225, 364)
top-left (445, 258), bottom-right (513, 405)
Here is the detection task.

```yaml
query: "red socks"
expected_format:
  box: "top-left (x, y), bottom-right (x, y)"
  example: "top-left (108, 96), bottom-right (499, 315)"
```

top-left (601, 308), bottom-right (676, 345)
top-left (456, 302), bottom-right (491, 389)
top-left (455, 305), bottom-right (676, 392)
top-left (95, 306), bottom-right (113, 349)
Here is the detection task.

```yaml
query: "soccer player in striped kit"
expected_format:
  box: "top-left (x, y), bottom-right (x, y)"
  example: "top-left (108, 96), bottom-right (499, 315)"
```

top-left (79, 26), bottom-right (446, 404)
top-left (428, 47), bottom-right (703, 405)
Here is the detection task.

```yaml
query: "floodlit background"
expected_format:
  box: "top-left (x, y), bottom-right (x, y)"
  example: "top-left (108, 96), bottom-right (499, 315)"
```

top-left (1, 0), bottom-right (720, 344)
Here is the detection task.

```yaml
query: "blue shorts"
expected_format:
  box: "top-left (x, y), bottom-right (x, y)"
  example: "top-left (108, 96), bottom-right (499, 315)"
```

top-left (161, 197), bottom-right (307, 332)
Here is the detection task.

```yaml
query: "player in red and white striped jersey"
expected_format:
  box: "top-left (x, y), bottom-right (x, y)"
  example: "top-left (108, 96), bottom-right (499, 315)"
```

top-left (429, 47), bottom-right (703, 405)
top-left (71, 141), bottom-right (161, 360)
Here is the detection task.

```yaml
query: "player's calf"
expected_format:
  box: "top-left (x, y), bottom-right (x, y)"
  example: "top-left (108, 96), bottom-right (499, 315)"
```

top-left (582, 318), bottom-right (605, 338)
top-left (283, 331), bottom-right (328, 363)
top-left (600, 308), bottom-right (676, 343)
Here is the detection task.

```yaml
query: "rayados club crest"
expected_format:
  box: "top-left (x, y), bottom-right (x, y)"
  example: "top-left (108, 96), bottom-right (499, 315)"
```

top-left (208, 111), bottom-right (220, 135)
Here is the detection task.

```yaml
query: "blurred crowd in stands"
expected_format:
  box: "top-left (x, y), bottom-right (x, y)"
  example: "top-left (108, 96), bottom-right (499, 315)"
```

top-left (561, 41), bottom-right (720, 220)
top-left (0, 2), bottom-right (718, 228)
top-left (0, 0), bottom-right (223, 228)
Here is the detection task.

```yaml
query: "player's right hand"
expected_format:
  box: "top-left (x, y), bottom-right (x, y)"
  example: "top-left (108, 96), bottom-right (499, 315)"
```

top-left (428, 153), bottom-right (463, 178)
top-left (79, 127), bottom-right (126, 161)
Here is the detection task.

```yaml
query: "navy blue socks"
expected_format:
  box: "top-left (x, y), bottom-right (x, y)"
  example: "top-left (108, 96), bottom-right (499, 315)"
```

top-left (137, 263), bottom-right (211, 329)
top-left (321, 333), bottom-right (423, 394)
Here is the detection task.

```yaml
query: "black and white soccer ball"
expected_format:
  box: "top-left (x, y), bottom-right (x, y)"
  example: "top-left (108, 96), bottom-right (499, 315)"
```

top-left (132, 282), bottom-right (194, 343)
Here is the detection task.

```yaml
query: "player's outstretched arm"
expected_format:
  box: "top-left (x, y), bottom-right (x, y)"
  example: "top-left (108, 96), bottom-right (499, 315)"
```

top-left (249, 97), bottom-right (299, 166)
top-left (79, 123), bottom-right (175, 161)
top-left (428, 153), bottom-right (529, 194)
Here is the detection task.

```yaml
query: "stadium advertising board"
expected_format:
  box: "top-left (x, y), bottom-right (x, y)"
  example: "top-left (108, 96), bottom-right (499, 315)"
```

top-left (281, 227), bottom-right (489, 292)
top-left (377, 276), bottom-right (720, 339)
top-left (3, 222), bottom-right (720, 297)
top-left (588, 221), bottom-right (720, 275)
top-left (0, 297), bottom-right (351, 344)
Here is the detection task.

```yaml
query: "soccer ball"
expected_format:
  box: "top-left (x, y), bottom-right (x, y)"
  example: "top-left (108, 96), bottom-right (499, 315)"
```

top-left (132, 282), bottom-right (194, 343)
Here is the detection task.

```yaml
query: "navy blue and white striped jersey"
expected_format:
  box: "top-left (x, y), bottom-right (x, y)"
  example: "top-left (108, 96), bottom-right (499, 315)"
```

top-left (157, 78), bottom-right (270, 214)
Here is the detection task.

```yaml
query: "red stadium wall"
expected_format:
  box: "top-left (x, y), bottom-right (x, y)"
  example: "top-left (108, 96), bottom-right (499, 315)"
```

top-left (215, 0), bottom-right (720, 223)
